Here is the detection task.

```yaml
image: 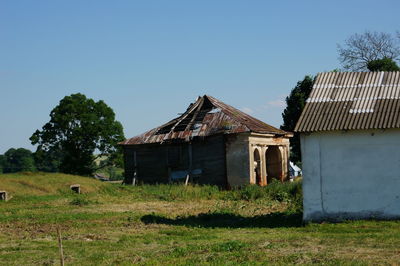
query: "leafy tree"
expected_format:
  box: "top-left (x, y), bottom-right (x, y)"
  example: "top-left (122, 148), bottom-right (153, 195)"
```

top-left (2, 148), bottom-right (36, 173)
top-left (0, 155), bottom-right (5, 173)
top-left (367, 57), bottom-right (400, 71)
top-left (338, 31), bottom-right (400, 71)
top-left (281, 76), bottom-right (314, 164)
top-left (33, 148), bottom-right (62, 172)
top-left (30, 93), bottom-right (125, 176)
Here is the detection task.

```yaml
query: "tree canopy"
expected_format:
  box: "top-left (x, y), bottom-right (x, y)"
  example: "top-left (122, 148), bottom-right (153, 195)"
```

top-left (0, 154), bottom-right (5, 173)
top-left (337, 31), bottom-right (400, 71)
top-left (33, 148), bottom-right (62, 173)
top-left (281, 75), bottom-right (314, 164)
top-left (367, 57), bottom-right (400, 71)
top-left (1, 148), bottom-right (36, 173)
top-left (30, 93), bottom-right (125, 176)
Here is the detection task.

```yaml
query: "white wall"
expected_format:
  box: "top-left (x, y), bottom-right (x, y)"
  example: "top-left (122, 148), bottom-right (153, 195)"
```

top-left (301, 129), bottom-right (400, 221)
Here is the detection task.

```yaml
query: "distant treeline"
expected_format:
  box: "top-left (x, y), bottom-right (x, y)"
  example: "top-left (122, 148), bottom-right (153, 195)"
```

top-left (0, 148), bottom-right (124, 180)
top-left (0, 148), bottom-right (59, 173)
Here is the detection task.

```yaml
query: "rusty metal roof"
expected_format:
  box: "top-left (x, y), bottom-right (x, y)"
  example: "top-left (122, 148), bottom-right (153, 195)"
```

top-left (121, 95), bottom-right (288, 145)
top-left (295, 71), bottom-right (400, 132)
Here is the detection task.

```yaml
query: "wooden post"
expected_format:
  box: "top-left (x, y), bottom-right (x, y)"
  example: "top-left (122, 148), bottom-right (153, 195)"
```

top-left (167, 167), bottom-right (172, 184)
top-left (185, 174), bottom-right (190, 186)
top-left (57, 227), bottom-right (65, 266)
top-left (185, 142), bottom-right (192, 186)
top-left (133, 151), bottom-right (137, 186)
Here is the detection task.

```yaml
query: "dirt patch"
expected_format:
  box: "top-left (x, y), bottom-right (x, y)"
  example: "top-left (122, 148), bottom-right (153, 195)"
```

top-left (0, 221), bottom-right (72, 239)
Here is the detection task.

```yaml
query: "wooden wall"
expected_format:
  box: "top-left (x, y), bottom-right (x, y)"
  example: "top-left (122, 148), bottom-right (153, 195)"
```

top-left (123, 135), bottom-right (227, 187)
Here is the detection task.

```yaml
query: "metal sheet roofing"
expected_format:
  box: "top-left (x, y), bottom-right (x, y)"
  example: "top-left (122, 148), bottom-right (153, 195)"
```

top-left (121, 95), bottom-right (289, 145)
top-left (295, 71), bottom-right (400, 132)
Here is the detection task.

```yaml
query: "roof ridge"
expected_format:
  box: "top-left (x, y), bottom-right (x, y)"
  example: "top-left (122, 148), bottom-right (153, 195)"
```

top-left (120, 94), bottom-right (289, 145)
top-left (205, 95), bottom-right (287, 134)
top-left (204, 95), bottom-right (251, 132)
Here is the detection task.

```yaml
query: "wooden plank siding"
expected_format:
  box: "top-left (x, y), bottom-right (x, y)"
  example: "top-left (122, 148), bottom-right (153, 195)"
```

top-left (191, 135), bottom-right (227, 187)
top-left (123, 134), bottom-right (227, 187)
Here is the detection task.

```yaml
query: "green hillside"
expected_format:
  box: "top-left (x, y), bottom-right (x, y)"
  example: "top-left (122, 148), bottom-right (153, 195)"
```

top-left (0, 172), bottom-right (108, 197)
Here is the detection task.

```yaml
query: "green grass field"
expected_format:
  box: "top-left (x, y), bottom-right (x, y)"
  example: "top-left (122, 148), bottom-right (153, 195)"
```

top-left (0, 172), bottom-right (400, 265)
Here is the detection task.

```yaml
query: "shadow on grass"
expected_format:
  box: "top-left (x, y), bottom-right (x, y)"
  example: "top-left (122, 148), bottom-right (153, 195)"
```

top-left (141, 211), bottom-right (303, 228)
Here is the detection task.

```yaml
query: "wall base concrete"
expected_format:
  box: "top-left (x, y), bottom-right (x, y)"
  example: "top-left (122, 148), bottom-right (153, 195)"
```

top-left (305, 211), bottom-right (400, 222)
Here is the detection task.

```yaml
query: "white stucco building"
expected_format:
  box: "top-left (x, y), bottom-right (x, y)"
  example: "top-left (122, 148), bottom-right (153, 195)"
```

top-left (295, 71), bottom-right (400, 221)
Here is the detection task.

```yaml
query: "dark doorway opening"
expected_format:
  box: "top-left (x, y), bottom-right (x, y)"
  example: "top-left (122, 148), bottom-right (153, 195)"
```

top-left (253, 149), bottom-right (262, 185)
top-left (266, 146), bottom-right (282, 184)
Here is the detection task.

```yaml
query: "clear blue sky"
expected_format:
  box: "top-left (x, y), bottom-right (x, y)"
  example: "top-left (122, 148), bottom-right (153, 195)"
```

top-left (1, 0), bottom-right (399, 153)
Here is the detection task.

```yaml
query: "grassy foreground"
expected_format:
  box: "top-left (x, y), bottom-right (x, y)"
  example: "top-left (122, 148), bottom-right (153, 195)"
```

top-left (0, 173), bottom-right (400, 265)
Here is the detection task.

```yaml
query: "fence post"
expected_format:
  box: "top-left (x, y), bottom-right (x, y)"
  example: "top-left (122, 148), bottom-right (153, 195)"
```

top-left (57, 227), bottom-right (65, 266)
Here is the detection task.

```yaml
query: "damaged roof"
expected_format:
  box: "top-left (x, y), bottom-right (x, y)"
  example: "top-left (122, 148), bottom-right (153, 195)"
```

top-left (121, 95), bottom-right (289, 145)
top-left (295, 71), bottom-right (400, 132)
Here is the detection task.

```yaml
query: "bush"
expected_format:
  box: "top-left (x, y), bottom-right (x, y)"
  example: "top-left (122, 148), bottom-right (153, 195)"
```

top-left (233, 185), bottom-right (265, 201)
top-left (221, 180), bottom-right (303, 211)
top-left (265, 180), bottom-right (290, 201)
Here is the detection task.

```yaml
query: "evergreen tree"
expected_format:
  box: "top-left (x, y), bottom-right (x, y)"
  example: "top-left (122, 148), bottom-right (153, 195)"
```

top-left (281, 76), bottom-right (314, 164)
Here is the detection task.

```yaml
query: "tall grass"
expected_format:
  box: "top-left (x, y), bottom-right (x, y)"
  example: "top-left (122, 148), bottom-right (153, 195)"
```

top-left (221, 180), bottom-right (303, 211)
top-left (0, 172), bottom-right (302, 211)
top-left (104, 180), bottom-right (303, 211)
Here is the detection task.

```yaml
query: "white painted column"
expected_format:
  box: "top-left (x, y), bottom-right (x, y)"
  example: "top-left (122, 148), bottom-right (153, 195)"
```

top-left (282, 145), bottom-right (289, 180)
top-left (262, 146), bottom-right (268, 185)
top-left (250, 145), bottom-right (256, 184)
top-left (285, 144), bottom-right (290, 180)
top-left (278, 146), bottom-right (285, 181)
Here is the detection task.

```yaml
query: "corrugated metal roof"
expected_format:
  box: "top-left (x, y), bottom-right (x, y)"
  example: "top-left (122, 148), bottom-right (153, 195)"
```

top-left (121, 95), bottom-right (289, 145)
top-left (295, 71), bottom-right (400, 132)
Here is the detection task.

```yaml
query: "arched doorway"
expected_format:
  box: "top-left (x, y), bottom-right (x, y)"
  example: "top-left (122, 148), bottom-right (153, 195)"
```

top-left (253, 149), bottom-right (262, 185)
top-left (265, 146), bottom-right (282, 184)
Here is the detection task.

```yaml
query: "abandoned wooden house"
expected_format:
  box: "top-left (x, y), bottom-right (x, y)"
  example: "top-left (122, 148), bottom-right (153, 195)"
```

top-left (295, 71), bottom-right (400, 221)
top-left (120, 95), bottom-right (292, 188)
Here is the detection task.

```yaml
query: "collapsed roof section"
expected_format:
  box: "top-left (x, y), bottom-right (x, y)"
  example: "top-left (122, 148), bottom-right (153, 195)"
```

top-left (120, 95), bottom-right (289, 145)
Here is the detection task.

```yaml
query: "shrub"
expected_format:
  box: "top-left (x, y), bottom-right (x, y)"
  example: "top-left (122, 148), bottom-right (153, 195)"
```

top-left (234, 185), bottom-right (265, 201)
top-left (222, 180), bottom-right (302, 203)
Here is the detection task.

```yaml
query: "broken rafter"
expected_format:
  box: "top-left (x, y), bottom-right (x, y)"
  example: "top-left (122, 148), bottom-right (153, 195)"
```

top-left (121, 95), bottom-right (288, 145)
top-left (167, 97), bottom-right (202, 133)
top-left (156, 100), bottom-right (201, 135)
top-left (185, 97), bottom-right (205, 131)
